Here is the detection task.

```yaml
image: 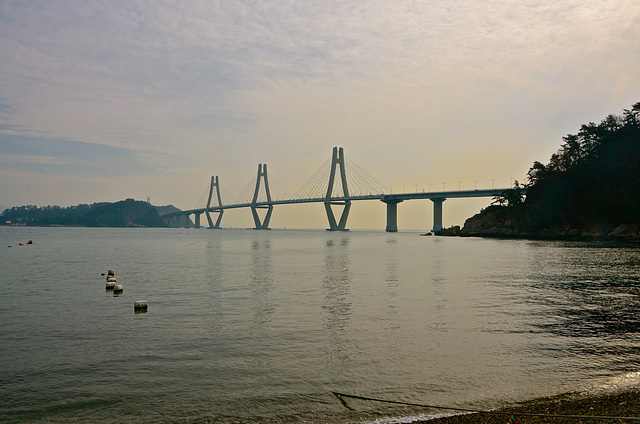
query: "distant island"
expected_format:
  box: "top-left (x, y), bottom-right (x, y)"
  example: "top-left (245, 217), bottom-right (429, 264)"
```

top-left (0, 198), bottom-right (187, 228)
top-left (439, 101), bottom-right (640, 242)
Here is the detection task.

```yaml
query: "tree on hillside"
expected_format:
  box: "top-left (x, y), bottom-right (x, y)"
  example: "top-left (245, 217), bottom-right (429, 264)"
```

top-left (492, 181), bottom-right (524, 207)
top-left (522, 101), bottom-right (640, 230)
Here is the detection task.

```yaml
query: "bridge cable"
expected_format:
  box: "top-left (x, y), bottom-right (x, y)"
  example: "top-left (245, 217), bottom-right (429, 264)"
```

top-left (344, 157), bottom-right (391, 195)
top-left (310, 163), bottom-right (331, 197)
top-left (292, 157), bottom-right (332, 200)
top-left (234, 172), bottom-right (259, 206)
top-left (348, 162), bottom-right (386, 195)
top-left (194, 183), bottom-right (211, 210)
top-left (302, 158), bottom-right (332, 199)
top-left (331, 392), bottom-right (640, 421)
top-left (346, 164), bottom-right (377, 196)
top-left (231, 169), bottom-right (292, 205)
top-left (264, 172), bottom-right (292, 202)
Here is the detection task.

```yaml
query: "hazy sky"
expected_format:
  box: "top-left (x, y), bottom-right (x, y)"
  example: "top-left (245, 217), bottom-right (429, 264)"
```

top-left (1, 0), bottom-right (639, 229)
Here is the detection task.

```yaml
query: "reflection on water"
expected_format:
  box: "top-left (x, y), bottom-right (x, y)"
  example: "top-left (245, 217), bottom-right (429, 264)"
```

top-left (384, 237), bottom-right (400, 322)
top-left (322, 237), bottom-right (353, 369)
top-left (322, 237), bottom-right (352, 332)
top-left (205, 238), bottom-right (225, 336)
top-left (250, 239), bottom-right (274, 333)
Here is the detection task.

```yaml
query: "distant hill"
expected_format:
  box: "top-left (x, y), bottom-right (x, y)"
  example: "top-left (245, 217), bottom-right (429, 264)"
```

top-left (457, 101), bottom-right (640, 241)
top-left (1, 199), bottom-right (168, 227)
top-left (155, 204), bottom-right (194, 227)
top-left (154, 205), bottom-right (182, 216)
top-left (82, 199), bottom-right (166, 227)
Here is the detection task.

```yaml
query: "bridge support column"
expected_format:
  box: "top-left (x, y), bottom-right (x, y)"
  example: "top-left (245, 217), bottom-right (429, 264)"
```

top-left (384, 200), bottom-right (403, 232)
top-left (205, 176), bottom-right (224, 229)
top-left (431, 198), bottom-right (446, 232)
top-left (325, 146), bottom-right (351, 231)
top-left (251, 164), bottom-right (273, 229)
top-left (194, 213), bottom-right (201, 228)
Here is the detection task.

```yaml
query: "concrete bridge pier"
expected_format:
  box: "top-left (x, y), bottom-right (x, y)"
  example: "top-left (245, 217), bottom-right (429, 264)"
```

top-left (206, 176), bottom-right (224, 229)
top-left (384, 199), bottom-right (403, 232)
top-left (325, 201), bottom-right (351, 231)
top-left (431, 198), bottom-right (446, 232)
top-left (194, 213), bottom-right (201, 228)
top-left (206, 209), bottom-right (223, 229)
top-left (325, 147), bottom-right (351, 231)
top-left (252, 206), bottom-right (273, 229)
top-left (251, 164), bottom-right (273, 229)
top-left (206, 210), bottom-right (223, 229)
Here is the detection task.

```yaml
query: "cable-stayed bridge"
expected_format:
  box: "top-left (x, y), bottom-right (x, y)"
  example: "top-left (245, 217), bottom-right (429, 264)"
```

top-left (160, 147), bottom-right (522, 232)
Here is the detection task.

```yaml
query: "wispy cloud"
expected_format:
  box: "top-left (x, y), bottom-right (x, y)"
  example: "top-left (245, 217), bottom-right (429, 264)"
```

top-left (0, 154), bottom-right (70, 166)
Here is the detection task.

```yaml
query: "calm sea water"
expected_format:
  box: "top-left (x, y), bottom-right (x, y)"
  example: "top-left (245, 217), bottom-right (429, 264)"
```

top-left (1, 227), bottom-right (640, 423)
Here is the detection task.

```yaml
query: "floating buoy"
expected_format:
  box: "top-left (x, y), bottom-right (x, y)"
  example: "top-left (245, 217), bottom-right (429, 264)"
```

top-left (106, 280), bottom-right (116, 289)
top-left (101, 272), bottom-right (106, 276)
top-left (107, 269), bottom-right (115, 278)
top-left (107, 277), bottom-right (116, 283)
top-left (27, 240), bottom-right (33, 245)
top-left (19, 243), bottom-right (23, 246)
top-left (113, 284), bottom-right (123, 293)
top-left (134, 300), bottom-right (148, 312)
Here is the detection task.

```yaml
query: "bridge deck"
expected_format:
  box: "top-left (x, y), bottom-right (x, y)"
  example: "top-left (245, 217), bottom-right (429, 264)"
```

top-left (159, 188), bottom-right (520, 218)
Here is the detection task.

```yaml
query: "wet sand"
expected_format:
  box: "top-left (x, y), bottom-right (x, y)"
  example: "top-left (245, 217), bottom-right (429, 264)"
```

top-left (421, 389), bottom-right (640, 423)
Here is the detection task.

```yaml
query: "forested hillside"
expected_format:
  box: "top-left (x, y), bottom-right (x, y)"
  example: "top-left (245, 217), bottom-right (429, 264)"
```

top-left (1, 199), bottom-right (169, 227)
top-left (461, 102), bottom-right (640, 240)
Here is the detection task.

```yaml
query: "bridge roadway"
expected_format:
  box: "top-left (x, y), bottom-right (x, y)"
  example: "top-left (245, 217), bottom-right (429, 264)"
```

top-left (161, 188), bottom-right (518, 232)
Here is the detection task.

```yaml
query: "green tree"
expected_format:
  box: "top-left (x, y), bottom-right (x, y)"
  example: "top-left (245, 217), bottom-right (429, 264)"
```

top-left (492, 181), bottom-right (524, 207)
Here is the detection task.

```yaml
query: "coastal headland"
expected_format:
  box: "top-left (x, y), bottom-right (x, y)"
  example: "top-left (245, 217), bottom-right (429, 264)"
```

top-left (437, 102), bottom-right (640, 243)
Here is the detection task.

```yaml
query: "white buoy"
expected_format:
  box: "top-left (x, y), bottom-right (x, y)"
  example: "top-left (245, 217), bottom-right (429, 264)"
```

top-left (106, 280), bottom-right (116, 289)
top-left (106, 269), bottom-right (115, 280)
top-left (113, 284), bottom-right (123, 293)
top-left (134, 300), bottom-right (148, 312)
top-left (107, 277), bottom-right (117, 283)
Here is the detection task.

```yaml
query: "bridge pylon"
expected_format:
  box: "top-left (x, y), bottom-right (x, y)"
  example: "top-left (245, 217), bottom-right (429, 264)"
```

top-left (431, 197), bottom-right (446, 232)
top-left (382, 198), bottom-right (403, 232)
top-left (325, 146), bottom-right (351, 231)
top-left (205, 176), bottom-right (224, 229)
top-left (251, 163), bottom-right (273, 229)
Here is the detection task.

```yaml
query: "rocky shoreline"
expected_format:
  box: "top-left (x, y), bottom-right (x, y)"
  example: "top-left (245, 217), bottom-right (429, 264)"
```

top-left (436, 210), bottom-right (640, 243)
top-left (420, 389), bottom-right (640, 423)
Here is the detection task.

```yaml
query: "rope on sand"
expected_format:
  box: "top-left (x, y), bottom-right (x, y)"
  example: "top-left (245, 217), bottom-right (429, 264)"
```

top-left (331, 391), bottom-right (640, 421)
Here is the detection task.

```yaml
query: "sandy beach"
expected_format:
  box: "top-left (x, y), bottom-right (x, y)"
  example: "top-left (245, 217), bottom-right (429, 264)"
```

top-left (421, 389), bottom-right (640, 423)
